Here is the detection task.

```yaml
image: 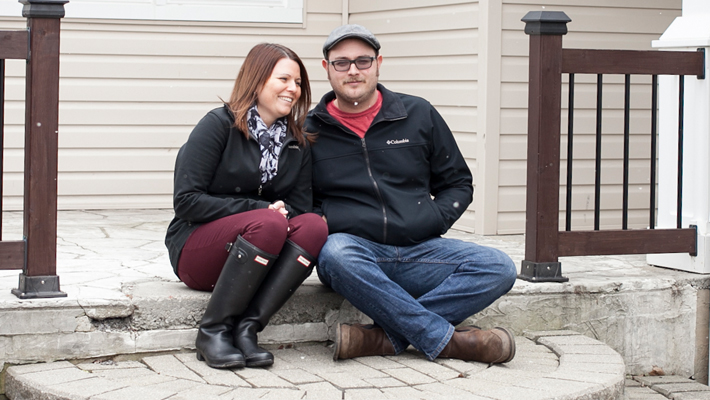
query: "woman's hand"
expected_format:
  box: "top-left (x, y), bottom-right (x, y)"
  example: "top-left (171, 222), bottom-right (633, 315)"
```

top-left (268, 200), bottom-right (289, 218)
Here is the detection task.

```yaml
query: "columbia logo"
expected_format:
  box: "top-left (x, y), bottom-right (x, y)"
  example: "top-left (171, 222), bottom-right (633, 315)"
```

top-left (288, 145), bottom-right (300, 150)
top-left (386, 139), bottom-right (409, 145)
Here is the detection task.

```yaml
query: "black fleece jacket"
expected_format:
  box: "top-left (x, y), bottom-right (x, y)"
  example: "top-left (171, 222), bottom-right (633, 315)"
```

top-left (165, 105), bottom-right (312, 274)
top-left (305, 84), bottom-right (473, 246)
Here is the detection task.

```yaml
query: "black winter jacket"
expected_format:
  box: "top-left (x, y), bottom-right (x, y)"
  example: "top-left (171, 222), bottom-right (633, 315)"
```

top-left (165, 105), bottom-right (313, 274)
top-left (305, 84), bottom-right (473, 246)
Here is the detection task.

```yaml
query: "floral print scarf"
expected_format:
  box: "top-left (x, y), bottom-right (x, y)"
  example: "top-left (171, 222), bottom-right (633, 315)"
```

top-left (247, 105), bottom-right (288, 184)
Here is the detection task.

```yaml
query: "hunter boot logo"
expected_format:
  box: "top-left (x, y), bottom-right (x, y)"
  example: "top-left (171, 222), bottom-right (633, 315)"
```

top-left (254, 255), bottom-right (270, 266)
top-left (297, 255), bottom-right (311, 267)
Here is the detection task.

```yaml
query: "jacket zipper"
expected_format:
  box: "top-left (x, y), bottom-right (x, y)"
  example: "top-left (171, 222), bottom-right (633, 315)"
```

top-left (360, 138), bottom-right (388, 242)
top-left (316, 107), bottom-right (397, 242)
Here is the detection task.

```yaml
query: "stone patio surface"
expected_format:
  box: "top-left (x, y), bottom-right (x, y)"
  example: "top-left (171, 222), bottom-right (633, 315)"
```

top-left (1, 210), bottom-right (709, 399)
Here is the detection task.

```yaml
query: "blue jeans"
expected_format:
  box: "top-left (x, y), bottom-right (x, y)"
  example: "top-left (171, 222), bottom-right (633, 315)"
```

top-left (317, 233), bottom-right (517, 360)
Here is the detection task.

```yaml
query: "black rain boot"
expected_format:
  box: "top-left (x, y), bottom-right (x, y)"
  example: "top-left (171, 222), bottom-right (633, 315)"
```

top-left (234, 240), bottom-right (316, 367)
top-left (195, 235), bottom-right (278, 368)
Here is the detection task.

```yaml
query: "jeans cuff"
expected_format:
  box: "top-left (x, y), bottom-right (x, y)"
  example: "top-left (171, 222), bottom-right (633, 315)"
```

top-left (427, 324), bottom-right (455, 361)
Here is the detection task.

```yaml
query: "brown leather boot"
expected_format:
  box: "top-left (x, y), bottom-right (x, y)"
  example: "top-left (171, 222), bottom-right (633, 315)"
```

top-left (333, 323), bottom-right (396, 361)
top-left (438, 326), bottom-right (515, 364)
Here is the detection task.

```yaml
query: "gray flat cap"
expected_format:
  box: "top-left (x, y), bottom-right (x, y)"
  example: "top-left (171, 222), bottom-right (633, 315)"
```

top-left (322, 24), bottom-right (380, 58)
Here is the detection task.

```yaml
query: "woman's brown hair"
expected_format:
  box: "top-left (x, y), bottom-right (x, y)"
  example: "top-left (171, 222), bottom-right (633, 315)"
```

top-left (227, 43), bottom-right (312, 145)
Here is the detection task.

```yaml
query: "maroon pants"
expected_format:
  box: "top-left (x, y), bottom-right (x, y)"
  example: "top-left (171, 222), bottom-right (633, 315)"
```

top-left (177, 209), bottom-right (328, 291)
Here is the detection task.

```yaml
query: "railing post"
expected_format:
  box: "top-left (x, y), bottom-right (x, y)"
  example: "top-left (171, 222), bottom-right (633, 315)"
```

top-left (519, 11), bottom-right (570, 283)
top-left (11, 0), bottom-right (68, 299)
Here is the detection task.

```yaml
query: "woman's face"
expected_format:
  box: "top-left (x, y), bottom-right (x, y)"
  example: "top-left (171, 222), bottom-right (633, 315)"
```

top-left (256, 58), bottom-right (302, 127)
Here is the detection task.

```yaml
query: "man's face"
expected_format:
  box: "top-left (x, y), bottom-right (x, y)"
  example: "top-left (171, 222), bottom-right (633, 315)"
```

top-left (323, 38), bottom-right (383, 108)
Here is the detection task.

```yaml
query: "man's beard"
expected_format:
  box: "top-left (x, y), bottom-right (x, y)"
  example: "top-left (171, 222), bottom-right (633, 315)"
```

top-left (328, 68), bottom-right (379, 105)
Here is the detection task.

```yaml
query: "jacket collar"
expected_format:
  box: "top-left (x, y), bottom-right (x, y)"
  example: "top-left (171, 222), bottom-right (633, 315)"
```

top-left (312, 83), bottom-right (407, 124)
top-left (223, 103), bottom-right (297, 144)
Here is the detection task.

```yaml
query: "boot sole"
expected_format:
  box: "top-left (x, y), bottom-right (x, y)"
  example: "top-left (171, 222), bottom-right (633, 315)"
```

top-left (333, 323), bottom-right (345, 361)
top-left (493, 327), bottom-right (516, 363)
top-left (333, 324), bottom-right (341, 361)
top-left (246, 357), bottom-right (274, 368)
top-left (196, 350), bottom-right (246, 369)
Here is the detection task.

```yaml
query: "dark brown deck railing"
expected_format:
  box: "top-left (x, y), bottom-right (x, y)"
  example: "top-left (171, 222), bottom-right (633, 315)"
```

top-left (520, 11), bottom-right (704, 282)
top-left (0, 0), bottom-right (68, 298)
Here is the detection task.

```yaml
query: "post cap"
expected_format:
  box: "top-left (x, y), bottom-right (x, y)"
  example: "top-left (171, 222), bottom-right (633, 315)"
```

top-left (521, 11), bottom-right (571, 35)
top-left (20, 0), bottom-right (69, 19)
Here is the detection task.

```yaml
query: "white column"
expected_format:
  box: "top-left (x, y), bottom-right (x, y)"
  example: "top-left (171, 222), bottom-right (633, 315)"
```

top-left (647, 0), bottom-right (710, 273)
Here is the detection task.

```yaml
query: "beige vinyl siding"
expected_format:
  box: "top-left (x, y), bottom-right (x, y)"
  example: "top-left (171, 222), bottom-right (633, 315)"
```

top-left (0, 0), bottom-right (683, 236)
top-left (348, 0), bottom-right (480, 232)
top-left (0, 17), bottom-right (27, 212)
top-left (497, 1), bottom-right (681, 234)
top-left (0, 0), bottom-right (344, 211)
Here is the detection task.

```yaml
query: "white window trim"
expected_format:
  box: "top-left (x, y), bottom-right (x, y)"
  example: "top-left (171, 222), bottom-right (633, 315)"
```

top-left (0, 0), bottom-right (303, 24)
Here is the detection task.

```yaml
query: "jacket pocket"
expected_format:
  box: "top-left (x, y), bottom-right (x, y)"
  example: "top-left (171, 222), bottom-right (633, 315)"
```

top-left (423, 196), bottom-right (447, 236)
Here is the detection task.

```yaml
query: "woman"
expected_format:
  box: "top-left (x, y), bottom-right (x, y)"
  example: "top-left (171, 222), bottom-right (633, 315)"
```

top-left (165, 43), bottom-right (328, 369)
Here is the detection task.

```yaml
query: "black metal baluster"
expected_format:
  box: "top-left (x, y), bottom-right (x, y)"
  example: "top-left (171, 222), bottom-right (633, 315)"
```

top-left (622, 74), bottom-right (631, 229)
top-left (566, 73), bottom-right (575, 231)
top-left (650, 75), bottom-right (658, 229)
top-left (594, 74), bottom-right (603, 230)
top-left (677, 75), bottom-right (685, 229)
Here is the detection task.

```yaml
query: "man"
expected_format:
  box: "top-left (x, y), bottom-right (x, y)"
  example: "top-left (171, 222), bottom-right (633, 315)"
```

top-left (305, 24), bottom-right (518, 364)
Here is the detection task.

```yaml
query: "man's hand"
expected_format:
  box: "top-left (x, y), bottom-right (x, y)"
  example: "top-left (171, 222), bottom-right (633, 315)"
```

top-left (268, 200), bottom-right (289, 218)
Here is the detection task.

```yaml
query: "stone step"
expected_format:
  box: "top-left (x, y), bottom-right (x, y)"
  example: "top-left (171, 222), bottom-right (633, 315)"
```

top-left (2, 266), bottom-right (708, 383)
top-left (1, 210), bottom-right (709, 383)
top-left (5, 330), bottom-right (628, 400)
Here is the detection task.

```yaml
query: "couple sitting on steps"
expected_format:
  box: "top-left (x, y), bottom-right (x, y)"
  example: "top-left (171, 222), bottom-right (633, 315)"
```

top-left (164, 24), bottom-right (518, 369)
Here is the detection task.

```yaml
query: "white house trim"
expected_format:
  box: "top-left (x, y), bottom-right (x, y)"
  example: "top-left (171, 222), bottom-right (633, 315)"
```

top-left (0, 0), bottom-right (304, 24)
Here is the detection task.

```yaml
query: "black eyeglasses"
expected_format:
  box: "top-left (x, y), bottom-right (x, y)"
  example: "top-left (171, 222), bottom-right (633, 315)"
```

top-left (327, 57), bottom-right (376, 72)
